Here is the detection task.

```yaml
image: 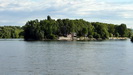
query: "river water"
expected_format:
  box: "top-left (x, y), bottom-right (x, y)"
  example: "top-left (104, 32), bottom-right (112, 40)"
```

top-left (0, 39), bottom-right (133, 75)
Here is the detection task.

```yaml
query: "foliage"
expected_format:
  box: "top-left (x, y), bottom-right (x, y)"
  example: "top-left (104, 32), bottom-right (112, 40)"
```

top-left (2, 16), bottom-right (129, 40)
top-left (131, 37), bottom-right (133, 42)
top-left (0, 26), bottom-right (23, 38)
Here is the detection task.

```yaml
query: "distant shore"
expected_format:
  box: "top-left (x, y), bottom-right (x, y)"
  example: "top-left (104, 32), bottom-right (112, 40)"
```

top-left (0, 37), bottom-right (128, 41)
top-left (58, 36), bottom-right (128, 41)
top-left (109, 37), bottom-right (128, 40)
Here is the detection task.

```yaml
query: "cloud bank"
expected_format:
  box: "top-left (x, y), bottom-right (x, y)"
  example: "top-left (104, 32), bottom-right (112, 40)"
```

top-left (0, 0), bottom-right (133, 28)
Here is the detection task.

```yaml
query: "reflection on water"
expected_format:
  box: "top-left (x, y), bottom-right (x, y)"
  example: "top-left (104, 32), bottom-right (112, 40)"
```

top-left (0, 39), bottom-right (133, 75)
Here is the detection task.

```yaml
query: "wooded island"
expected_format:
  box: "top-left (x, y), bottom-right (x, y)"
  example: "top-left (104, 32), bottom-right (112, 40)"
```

top-left (0, 16), bottom-right (132, 41)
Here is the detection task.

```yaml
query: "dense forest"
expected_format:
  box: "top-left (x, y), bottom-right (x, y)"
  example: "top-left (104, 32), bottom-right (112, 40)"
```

top-left (23, 16), bottom-right (133, 40)
top-left (0, 16), bottom-right (132, 40)
top-left (0, 26), bottom-right (23, 38)
top-left (131, 37), bottom-right (133, 42)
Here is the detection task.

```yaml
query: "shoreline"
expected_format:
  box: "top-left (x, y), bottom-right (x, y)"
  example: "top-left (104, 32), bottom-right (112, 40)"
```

top-left (58, 37), bottom-right (128, 41)
top-left (0, 37), bottom-right (129, 41)
top-left (109, 37), bottom-right (128, 40)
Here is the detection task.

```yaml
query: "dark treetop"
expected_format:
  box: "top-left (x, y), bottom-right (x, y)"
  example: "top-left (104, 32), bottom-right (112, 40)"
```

top-left (23, 16), bottom-right (132, 40)
top-left (0, 16), bottom-right (132, 40)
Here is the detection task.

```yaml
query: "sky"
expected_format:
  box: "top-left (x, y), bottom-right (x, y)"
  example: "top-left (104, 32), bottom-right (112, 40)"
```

top-left (0, 0), bottom-right (133, 28)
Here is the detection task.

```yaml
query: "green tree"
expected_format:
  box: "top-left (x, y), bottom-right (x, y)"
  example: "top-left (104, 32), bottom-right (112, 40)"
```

top-left (117, 24), bottom-right (128, 37)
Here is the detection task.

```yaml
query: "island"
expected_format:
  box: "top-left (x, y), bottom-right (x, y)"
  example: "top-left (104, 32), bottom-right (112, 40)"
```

top-left (0, 16), bottom-right (132, 41)
top-left (23, 16), bottom-right (133, 41)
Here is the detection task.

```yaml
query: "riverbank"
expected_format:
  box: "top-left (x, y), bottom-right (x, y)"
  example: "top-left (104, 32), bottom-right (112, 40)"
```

top-left (109, 37), bottom-right (128, 40)
top-left (58, 36), bottom-right (128, 41)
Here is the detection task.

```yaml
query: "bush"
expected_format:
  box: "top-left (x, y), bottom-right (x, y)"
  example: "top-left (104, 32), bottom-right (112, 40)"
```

top-left (46, 34), bottom-right (57, 40)
top-left (93, 32), bottom-right (101, 39)
top-left (88, 35), bottom-right (93, 38)
top-left (131, 37), bottom-right (133, 42)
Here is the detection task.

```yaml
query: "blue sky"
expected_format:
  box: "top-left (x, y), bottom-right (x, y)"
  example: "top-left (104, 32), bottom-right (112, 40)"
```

top-left (0, 0), bottom-right (133, 28)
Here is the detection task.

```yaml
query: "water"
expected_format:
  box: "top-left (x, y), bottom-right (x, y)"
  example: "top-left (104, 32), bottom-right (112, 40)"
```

top-left (0, 39), bottom-right (133, 75)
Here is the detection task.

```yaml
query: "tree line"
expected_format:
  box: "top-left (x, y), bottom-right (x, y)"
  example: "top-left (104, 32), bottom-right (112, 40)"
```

top-left (0, 26), bottom-right (23, 38)
top-left (23, 16), bottom-right (133, 40)
top-left (0, 16), bottom-right (132, 40)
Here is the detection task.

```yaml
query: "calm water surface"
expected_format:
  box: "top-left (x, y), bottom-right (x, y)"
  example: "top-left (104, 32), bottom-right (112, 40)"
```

top-left (0, 39), bottom-right (133, 75)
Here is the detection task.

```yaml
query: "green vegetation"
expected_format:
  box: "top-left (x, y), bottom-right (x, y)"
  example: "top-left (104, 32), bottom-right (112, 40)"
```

top-left (131, 37), bottom-right (133, 42)
top-left (0, 16), bottom-right (132, 40)
top-left (0, 26), bottom-right (23, 38)
top-left (23, 16), bottom-right (132, 40)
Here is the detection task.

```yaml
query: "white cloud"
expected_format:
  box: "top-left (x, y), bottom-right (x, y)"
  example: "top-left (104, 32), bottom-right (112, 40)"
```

top-left (0, 0), bottom-right (133, 27)
top-left (0, 0), bottom-right (133, 13)
top-left (119, 11), bottom-right (133, 18)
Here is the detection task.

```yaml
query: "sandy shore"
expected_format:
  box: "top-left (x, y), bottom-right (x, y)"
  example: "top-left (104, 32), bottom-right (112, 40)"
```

top-left (58, 36), bottom-right (128, 41)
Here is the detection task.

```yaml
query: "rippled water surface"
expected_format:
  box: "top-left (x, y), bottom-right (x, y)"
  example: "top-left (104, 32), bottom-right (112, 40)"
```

top-left (0, 39), bottom-right (133, 75)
